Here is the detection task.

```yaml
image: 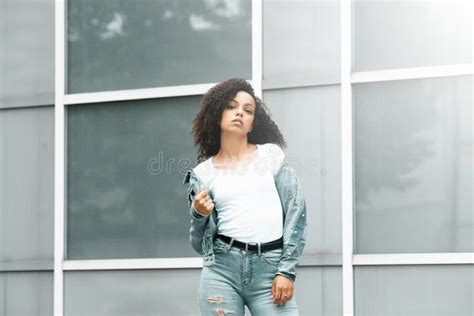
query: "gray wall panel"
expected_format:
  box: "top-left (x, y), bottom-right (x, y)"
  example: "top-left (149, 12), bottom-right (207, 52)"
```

top-left (0, 106), bottom-right (54, 264)
top-left (264, 85), bottom-right (342, 255)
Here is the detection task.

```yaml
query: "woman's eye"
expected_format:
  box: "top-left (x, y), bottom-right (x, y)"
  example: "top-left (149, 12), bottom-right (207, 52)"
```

top-left (246, 110), bottom-right (253, 114)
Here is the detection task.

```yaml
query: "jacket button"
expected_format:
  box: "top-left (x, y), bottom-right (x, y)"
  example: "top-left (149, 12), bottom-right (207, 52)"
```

top-left (293, 230), bottom-right (297, 234)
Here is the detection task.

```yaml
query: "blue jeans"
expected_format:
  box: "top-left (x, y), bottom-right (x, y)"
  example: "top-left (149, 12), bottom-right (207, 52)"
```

top-left (198, 238), bottom-right (299, 315)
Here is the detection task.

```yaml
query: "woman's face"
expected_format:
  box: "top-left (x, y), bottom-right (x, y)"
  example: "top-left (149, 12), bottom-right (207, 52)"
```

top-left (219, 90), bottom-right (256, 135)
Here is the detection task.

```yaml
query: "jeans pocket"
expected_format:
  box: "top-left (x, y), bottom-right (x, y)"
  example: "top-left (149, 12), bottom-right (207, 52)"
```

top-left (212, 238), bottom-right (229, 254)
top-left (261, 248), bottom-right (283, 266)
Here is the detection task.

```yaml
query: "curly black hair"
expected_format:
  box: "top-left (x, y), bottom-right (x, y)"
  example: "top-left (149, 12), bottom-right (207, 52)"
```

top-left (192, 78), bottom-right (287, 163)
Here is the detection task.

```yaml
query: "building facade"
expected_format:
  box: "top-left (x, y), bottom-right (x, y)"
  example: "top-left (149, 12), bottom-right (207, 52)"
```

top-left (0, 0), bottom-right (472, 315)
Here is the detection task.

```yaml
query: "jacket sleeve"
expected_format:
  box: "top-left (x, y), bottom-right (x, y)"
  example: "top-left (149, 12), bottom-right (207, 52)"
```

top-left (273, 157), bottom-right (308, 282)
top-left (183, 169), bottom-right (209, 255)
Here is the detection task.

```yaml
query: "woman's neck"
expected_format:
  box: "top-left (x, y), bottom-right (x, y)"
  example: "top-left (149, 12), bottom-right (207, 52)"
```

top-left (214, 138), bottom-right (256, 164)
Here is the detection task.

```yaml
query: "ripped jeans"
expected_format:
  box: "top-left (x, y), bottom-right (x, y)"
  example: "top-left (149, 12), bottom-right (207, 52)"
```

top-left (198, 238), bottom-right (299, 316)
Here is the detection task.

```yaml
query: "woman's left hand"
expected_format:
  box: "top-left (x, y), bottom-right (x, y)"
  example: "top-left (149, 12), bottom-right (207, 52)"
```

top-left (271, 275), bottom-right (294, 305)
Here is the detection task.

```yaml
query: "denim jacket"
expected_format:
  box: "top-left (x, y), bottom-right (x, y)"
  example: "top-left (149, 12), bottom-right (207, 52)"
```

top-left (182, 155), bottom-right (307, 281)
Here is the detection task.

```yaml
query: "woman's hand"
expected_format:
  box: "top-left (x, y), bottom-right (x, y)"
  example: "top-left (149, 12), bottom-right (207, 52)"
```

top-left (271, 275), bottom-right (294, 305)
top-left (192, 185), bottom-right (214, 216)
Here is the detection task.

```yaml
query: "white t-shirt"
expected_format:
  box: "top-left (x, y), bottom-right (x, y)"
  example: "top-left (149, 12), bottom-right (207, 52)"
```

top-left (192, 143), bottom-right (285, 243)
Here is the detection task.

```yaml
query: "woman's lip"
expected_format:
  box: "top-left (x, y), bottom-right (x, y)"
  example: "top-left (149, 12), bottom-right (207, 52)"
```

top-left (232, 120), bottom-right (243, 124)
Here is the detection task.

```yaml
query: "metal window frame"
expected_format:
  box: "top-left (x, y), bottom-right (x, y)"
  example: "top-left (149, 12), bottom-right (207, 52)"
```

top-left (51, 1), bottom-right (474, 315)
top-left (341, 1), bottom-right (354, 315)
top-left (54, 0), bottom-right (65, 314)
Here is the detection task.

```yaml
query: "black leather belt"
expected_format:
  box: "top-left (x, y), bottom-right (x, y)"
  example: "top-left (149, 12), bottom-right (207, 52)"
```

top-left (216, 234), bottom-right (283, 252)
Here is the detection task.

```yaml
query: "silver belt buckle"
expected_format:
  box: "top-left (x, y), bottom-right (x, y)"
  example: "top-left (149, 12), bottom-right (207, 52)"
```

top-left (245, 242), bottom-right (258, 252)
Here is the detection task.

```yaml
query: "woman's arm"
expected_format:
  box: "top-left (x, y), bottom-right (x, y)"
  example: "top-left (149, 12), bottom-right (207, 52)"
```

top-left (183, 169), bottom-right (210, 255)
top-left (273, 156), bottom-right (308, 282)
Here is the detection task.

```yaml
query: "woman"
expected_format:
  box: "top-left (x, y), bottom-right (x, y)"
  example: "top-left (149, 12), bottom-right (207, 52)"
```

top-left (183, 78), bottom-right (307, 315)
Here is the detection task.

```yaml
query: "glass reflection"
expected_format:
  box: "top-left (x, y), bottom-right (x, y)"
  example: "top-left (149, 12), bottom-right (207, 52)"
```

top-left (353, 0), bottom-right (473, 71)
top-left (66, 96), bottom-right (199, 259)
top-left (354, 76), bottom-right (473, 253)
top-left (67, 0), bottom-right (252, 93)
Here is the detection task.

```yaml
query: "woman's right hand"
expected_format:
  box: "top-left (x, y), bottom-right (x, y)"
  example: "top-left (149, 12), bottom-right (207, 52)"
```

top-left (193, 185), bottom-right (214, 216)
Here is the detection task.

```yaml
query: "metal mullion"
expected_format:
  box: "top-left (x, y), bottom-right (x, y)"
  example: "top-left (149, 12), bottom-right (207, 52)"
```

top-left (63, 81), bottom-right (264, 106)
top-left (61, 254), bottom-right (343, 271)
top-left (252, 0), bottom-right (263, 98)
top-left (54, 0), bottom-right (66, 315)
top-left (59, 251), bottom-right (474, 271)
top-left (261, 63), bottom-right (473, 91)
top-left (263, 76), bottom-right (340, 91)
top-left (63, 82), bottom-right (224, 105)
top-left (353, 253), bottom-right (474, 265)
top-left (341, 0), bottom-right (354, 315)
top-left (352, 64), bottom-right (473, 84)
top-left (63, 258), bottom-right (203, 271)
